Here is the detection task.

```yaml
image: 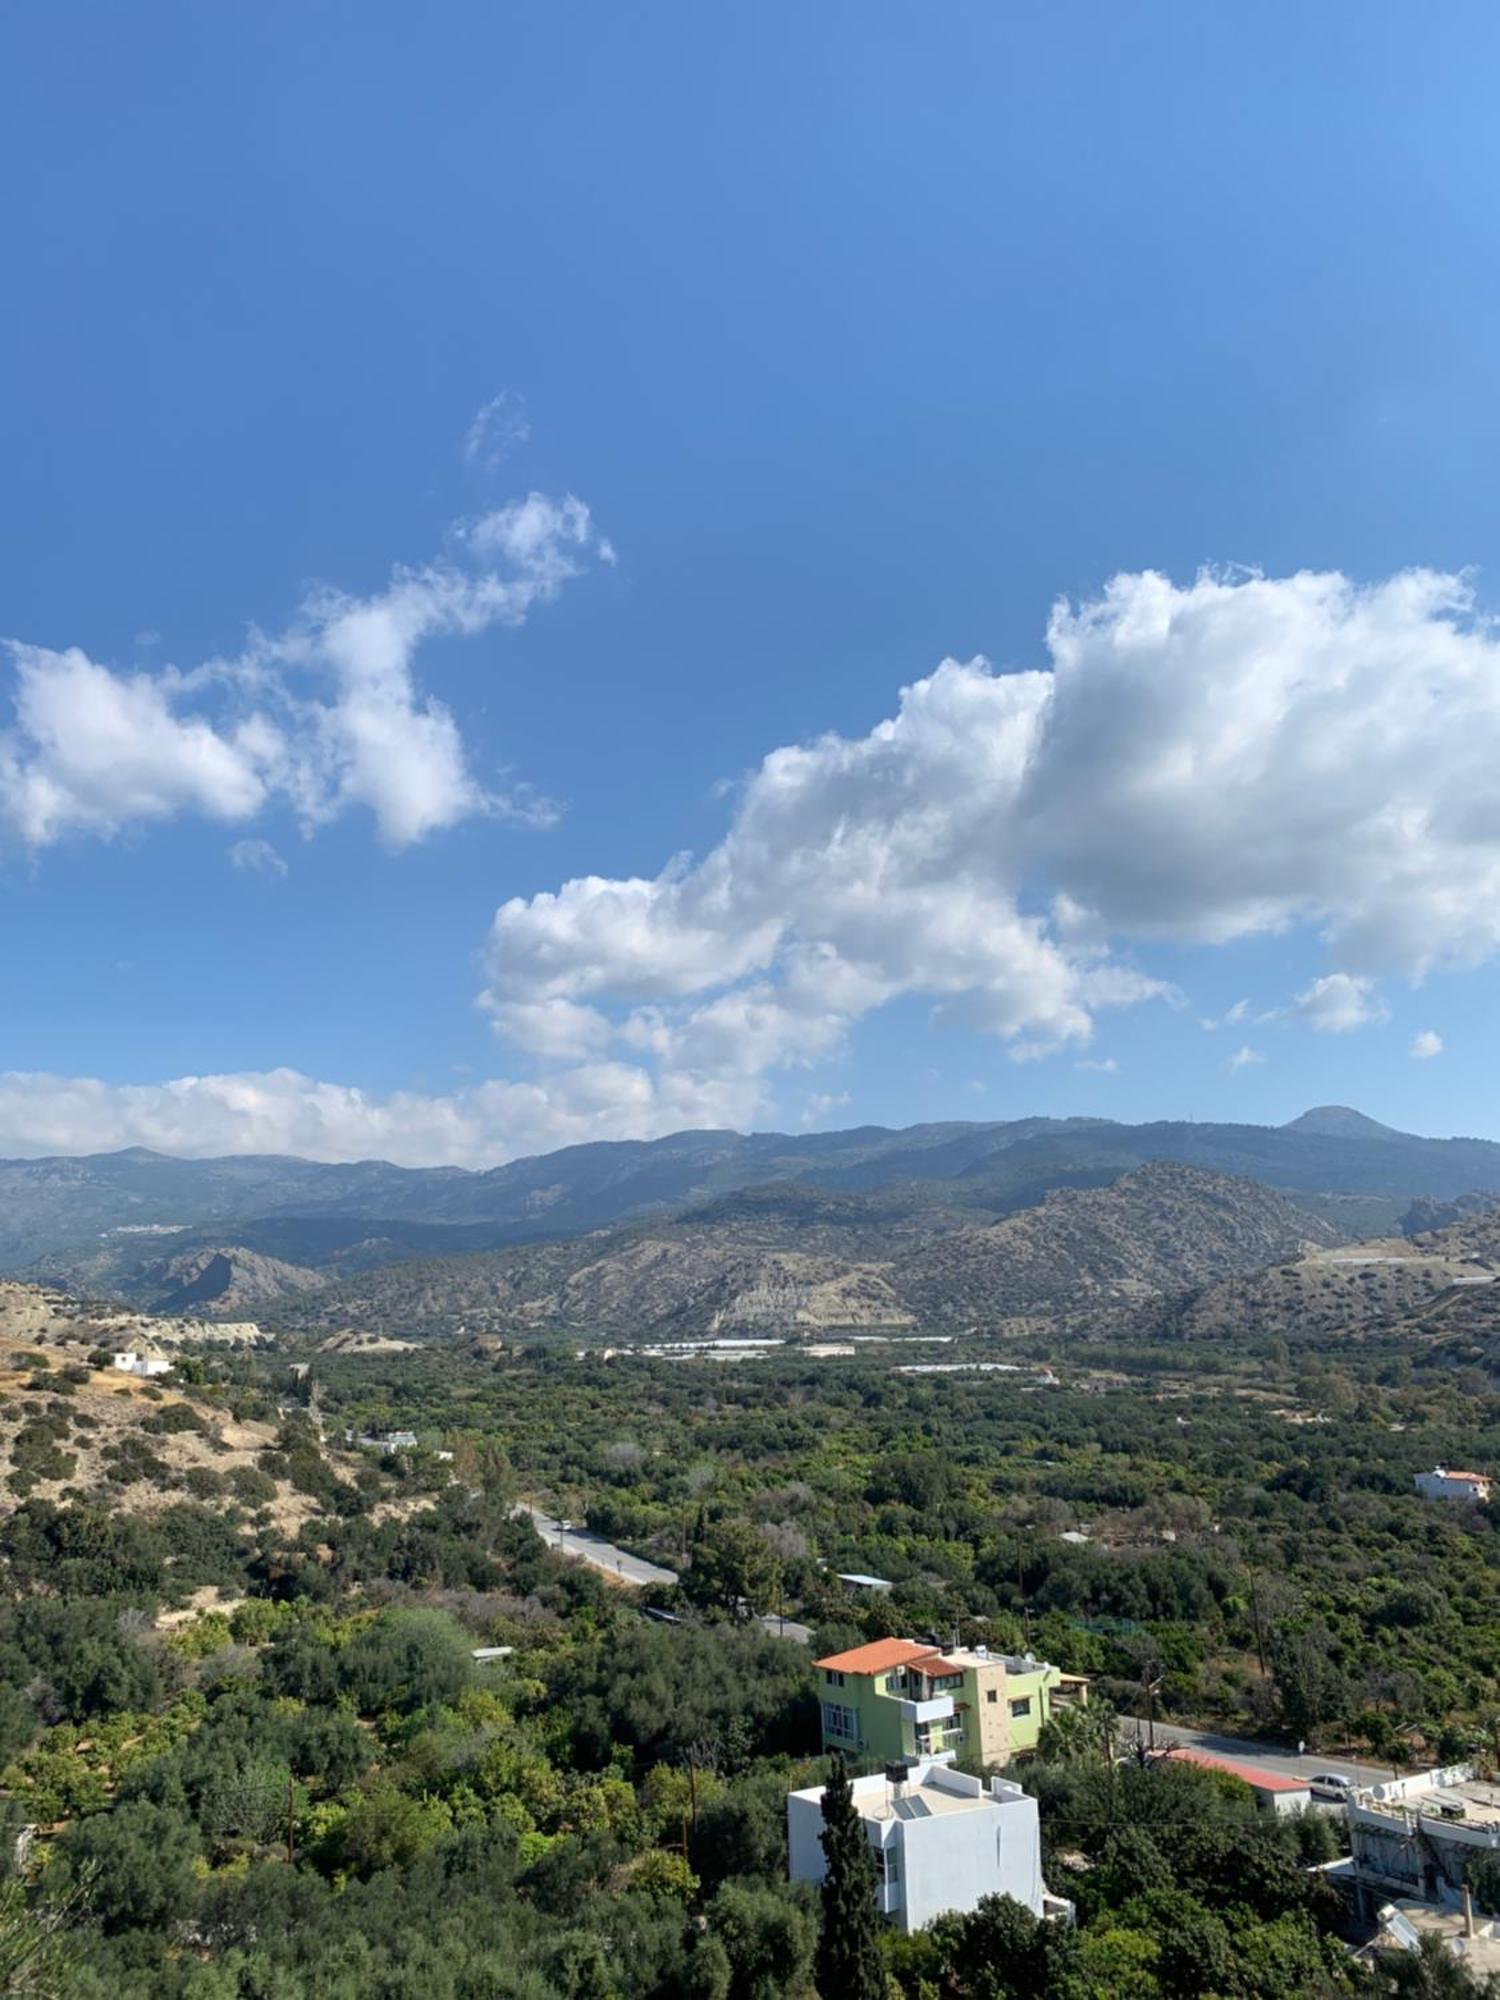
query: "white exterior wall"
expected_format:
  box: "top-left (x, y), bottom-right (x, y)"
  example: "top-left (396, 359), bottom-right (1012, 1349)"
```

top-left (787, 1788), bottom-right (829, 1889)
top-left (788, 1763), bottom-right (1046, 1935)
top-left (111, 1352), bottom-right (171, 1378)
top-left (896, 1784), bottom-right (1043, 1932)
top-left (1415, 1470), bottom-right (1491, 1503)
top-left (1262, 1785), bottom-right (1312, 1818)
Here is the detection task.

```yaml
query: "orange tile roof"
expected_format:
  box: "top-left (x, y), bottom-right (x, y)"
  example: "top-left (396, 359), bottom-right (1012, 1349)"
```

top-left (815, 1638), bottom-right (940, 1675)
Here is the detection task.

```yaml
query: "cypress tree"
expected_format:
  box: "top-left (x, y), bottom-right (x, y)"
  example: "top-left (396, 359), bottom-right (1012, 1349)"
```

top-left (815, 1753), bottom-right (887, 2000)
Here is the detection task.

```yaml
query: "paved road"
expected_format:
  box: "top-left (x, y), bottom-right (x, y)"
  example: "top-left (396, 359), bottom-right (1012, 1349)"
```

top-left (515, 1503), bottom-right (814, 1644)
top-left (758, 1612), bottom-right (816, 1646)
top-left (1120, 1717), bottom-right (1411, 1790)
top-left (518, 1504), bottom-right (680, 1587)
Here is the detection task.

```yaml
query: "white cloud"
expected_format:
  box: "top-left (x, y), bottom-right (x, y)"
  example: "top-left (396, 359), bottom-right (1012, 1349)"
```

top-left (1200, 998), bottom-right (1251, 1031)
top-left (0, 1063), bottom-right (725, 1171)
top-left (14, 563), bottom-right (1500, 1167)
top-left (1075, 1057), bottom-right (1119, 1073)
top-left (472, 564), bottom-right (1500, 1146)
top-left (1411, 1029), bottom-right (1444, 1060)
top-left (481, 657), bottom-right (1176, 1125)
top-left (1284, 972), bottom-right (1389, 1034)
top-left (1227, 1045), bottom-right (1264, 1072)
top-left (463, 390), bottom-right (531, 472)
top-left (228, 838), bottom-right (288, 879)
top-left (1, 491), bottom-right (608, 851)
top-left (1, 649), bottom-right (269, 845)
top-left (1029, 568), bottom-right (1500, 971)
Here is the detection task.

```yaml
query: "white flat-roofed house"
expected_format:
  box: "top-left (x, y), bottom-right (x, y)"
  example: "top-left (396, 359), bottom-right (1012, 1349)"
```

top-left (787, 1758), bottom-right (1072, 1935)
top-left (111, 1350), bottom-right (173, 1379)
top-left (1415, 1467), bottom-right (1492, 1504)
top-left (1326, 1766), bottom-right (1494, 1923)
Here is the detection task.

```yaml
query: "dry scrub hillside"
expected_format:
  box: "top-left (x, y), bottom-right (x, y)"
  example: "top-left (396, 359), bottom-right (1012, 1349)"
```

top-left (895, 1162), bottom-right (1336, 1326)
top-left (1140, 1233), bottom-right (1499, 1345)
top-left (0, 1345), bottom-right (365, 1535)
top-left (0, 1279), bottom-right (265, 1352)
top-left (271, 1161), bottom-right (1337, 1340)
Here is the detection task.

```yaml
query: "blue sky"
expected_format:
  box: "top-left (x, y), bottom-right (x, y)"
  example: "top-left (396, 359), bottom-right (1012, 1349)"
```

top-left (3, 2), bottom-right (1500, 1162)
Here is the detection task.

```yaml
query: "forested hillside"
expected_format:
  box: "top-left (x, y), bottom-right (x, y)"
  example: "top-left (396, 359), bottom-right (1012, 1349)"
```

top-left (0, 1293), bottom-right (1496, 1996)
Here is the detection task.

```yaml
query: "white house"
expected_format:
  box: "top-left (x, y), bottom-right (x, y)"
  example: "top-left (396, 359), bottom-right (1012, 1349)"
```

top-left (787, 1758), bottom-right (1072, 1934)
top-left (1415, 1467), bottom-right (1492, 1504)
top-left (350, 1429), bottom-right (420, 1453)
top-left (111, 1350), bottom-right (173, 1379)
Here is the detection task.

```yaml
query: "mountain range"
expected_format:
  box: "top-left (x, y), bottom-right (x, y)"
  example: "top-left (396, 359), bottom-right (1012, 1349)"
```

top-left (8, 1104), bottom-right (1500, 1259)
top-left (260, 1161), bottom-right (1336, 1340)
top-left (8, 1105), bottom-right (1500, 1340)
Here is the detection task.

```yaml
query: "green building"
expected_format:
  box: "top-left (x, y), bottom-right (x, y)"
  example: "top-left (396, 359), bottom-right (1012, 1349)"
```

top-left (816, 1636), bottom-right (1087, 1767)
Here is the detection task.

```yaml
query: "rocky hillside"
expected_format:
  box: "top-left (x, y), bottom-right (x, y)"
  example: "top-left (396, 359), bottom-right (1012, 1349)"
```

top-left (895, 1162), bottom-right (1335, 1325)
top-left (1133, 1226), bottom-right (1500, 1347)
top-left (127, 1246), bottom-right (325, 1314)
top-left (270, 1162), bottom-right (1337, 1340)
top-left (0, 1280), bottom-right (267, 1353)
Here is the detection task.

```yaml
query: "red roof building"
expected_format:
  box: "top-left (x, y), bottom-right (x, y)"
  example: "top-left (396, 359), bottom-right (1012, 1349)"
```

top-left (1162, 1745), bottom-right (1312, 1813)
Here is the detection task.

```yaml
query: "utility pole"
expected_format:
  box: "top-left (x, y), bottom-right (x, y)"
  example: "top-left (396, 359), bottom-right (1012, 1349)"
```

top-left (1143, 1670), bottom-right (1165, 1754)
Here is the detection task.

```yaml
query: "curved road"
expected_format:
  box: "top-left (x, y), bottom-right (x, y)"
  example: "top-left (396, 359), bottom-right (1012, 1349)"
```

top-left (515, 1503), bottom-right (813, 1643)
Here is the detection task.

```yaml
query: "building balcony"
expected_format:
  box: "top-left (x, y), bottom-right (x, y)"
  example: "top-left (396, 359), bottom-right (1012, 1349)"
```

top-left (896, 1695), bottom-right (955, 1724)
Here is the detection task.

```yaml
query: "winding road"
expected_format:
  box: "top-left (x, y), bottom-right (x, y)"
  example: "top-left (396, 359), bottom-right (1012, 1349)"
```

top-left (515, 1502), bottom-right (814, 1643)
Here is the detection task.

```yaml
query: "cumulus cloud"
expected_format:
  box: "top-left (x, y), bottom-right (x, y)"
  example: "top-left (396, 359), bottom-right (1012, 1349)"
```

top-left (229, 838), bottom-right (288, 879)
top-left (17, 564), bottom-right (1500, 1166)
top-left (470, 565), bottom-right (1500, 1146)
top-left (1283, 972), bottom-right (1389, 1034)
top-left (1200, 998), bottom-right (1250, 1031)
top-left (1, 649), bottom-right (269, 845)
top-left (1075, 1057), bottom-right (1119, 1074)
top-left (1, 492), bottom-right (609, 851)
top-left (481, 656), bottom-right (1175, 1126)
top-left (1411, 1029), bottom-right (1444, 1060)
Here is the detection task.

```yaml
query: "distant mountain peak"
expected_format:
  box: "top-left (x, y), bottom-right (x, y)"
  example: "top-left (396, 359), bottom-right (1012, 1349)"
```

top-left (1283, 1106), bottom-right (1406, 1141)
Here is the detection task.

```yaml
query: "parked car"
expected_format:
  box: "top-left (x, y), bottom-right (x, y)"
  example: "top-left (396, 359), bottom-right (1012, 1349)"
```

top-left (1309, 1772), bottom-right (1354, 1802)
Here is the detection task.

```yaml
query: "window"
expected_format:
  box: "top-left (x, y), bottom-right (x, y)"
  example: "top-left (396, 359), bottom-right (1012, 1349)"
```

top-left (932, 1672), bottom-right (963, 1691)
top-left (871, 1845), bottom-right (900, 1885)
top-left (1010, 1697), bottom-right (1032, 1719)
top-left (823, 1703), bottom-right (858, 1739)
top-left (986, 1689), bottom-right (999, 1705)
top-left (824, 1669), bottom-right (845, 1688)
